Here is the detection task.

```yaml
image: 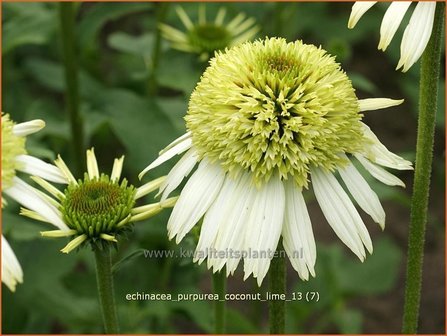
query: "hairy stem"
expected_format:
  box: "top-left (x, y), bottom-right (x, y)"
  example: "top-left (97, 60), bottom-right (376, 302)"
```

top-left (402, 3), bottom-right (444, 333)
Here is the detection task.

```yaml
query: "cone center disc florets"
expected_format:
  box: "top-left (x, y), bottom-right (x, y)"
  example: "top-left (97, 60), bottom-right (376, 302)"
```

top-left (1, 114), bottom-right (26, 190)
top-left (188, 24), bottom-right (231, 53)
top-left (186, 37), bottom-right (365, 187)
top-left (61, 175), bottom-right (135, 237)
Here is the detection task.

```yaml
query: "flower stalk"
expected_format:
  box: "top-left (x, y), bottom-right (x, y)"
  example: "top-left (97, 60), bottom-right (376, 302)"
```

top-left (148, 3), bottom-right (169, 96)
top-left (402, 2), bottom-right (444, 334)
top-left (269, 242), bottom-right (285, 334)
top-left (59, 3), bottom-right (85, 176)
top-left (212, 268), bottom-right (226, 334)
top-left (95, 246), bottom-right (120, 334)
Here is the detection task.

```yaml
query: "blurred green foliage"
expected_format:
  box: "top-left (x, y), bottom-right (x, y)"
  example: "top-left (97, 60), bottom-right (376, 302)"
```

top-left (2, 2), bottom-right (444, 334)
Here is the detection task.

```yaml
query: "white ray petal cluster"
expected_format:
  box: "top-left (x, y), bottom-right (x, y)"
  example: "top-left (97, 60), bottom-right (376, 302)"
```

top-left (141, 123), bottom-right (412, 285)
top-left (348, 1), bottom-right (437, 72)
top-left (1, 114), bottom-right (66, 292)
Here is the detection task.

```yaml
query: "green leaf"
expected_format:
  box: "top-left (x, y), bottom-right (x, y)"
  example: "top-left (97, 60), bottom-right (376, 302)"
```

top-left (112, 249), bottom-right (146, 274)
top-left (108, 32), bottom-right (154, 58)
top-left (336, 237), bottom-right (402, 295)
top-left (78, 3), bottom-right (153, 52)
top-left (334, 308), bottom-right (363, 333)
top-left (2, 3), bottom-right (56, 54)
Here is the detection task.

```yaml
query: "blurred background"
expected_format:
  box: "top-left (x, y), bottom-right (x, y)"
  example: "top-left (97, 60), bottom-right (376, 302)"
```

top-left (1, 2), bottom-right (445, 334)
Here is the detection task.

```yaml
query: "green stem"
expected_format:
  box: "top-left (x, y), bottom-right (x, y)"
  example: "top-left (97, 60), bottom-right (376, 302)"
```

top-left (269, 242), bottom-right (286, 334)
top-left (59, 3), bottom-right (84, 176)
top-left (212, 267), bottom-right (226, 334)
top-left (148, 3), bottom-right (169, 96)
top-left (94, 247), bottom-right (120, 334)
top-left (402, 3), bottom-right (444, 334)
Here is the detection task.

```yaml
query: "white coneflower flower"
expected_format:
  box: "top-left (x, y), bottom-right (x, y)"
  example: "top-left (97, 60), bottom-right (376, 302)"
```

top-left (140, 38), bottom-right (413, 285)
top-left (1, 113), bottom-right (68, 291)
top-left (160, 5), bottom-right (259, 61)
top-left (348, 1), bottom-right (437, 72)
top-left (19, 148), bottom-right (176, 253)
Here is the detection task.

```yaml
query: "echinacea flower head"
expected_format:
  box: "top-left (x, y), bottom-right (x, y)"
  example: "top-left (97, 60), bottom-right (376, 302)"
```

top-left (2, 113), bottom-right (67, 291)
top-left (140, 37), bottom-right (413, 285)
top-left (348, 1), bottom-right (437, 72)
top-left (160, 6), bottom-right (259, 61)
top-left (21, 149), bottom-right (176, 253)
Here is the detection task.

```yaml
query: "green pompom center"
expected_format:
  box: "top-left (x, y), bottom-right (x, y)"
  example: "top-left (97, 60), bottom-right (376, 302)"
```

top-left (186, 38), bottom-right (365, 187)
top-left (61, 175), bottom-right (135, 237)
top-left (188, 24), bottom-right (231, 53)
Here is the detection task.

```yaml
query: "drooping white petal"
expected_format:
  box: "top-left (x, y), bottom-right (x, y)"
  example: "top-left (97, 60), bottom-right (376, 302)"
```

top-left (167, 159), bottom-right (225, 243)
top-left (2, 236), bottom-right (23, 292)
top-left (282, 180), bottom-right (316, 280)
top-left (243, 175), bottom-right (285, 286)
top-left (348, 2), bottom-right (377, 29)
top-left (358, 98), bottom-right (404, 112)
top-left (110, 156), bottom-right (124, 182)
top-left (355, 154), bottom-right (405, 187)
top-left (15, 155), bottom-right (67, 184)
top-left (12, 119), bottom-right (45, 137)
top-left (175, 6), bottom-right (194, 30)
top-left (159, 148), bottom-right (198, 201)
top-left (195, 174), bottom-right (241, 265)
top-left (362, 123), bottom-right (413, 170)
top-left (397, 2), bottom-right (436, 72)
top-left (4, 177), bottom-right (68, 230)
top-left (139, 136), bottom-right (193, 179)
top-left (378, 2), bottom-right (412, 51)
top-left (312, 168), bottom-right (372, 260)
top-left (86, 148), bottom-right (99, 179)
top-left (338, 155), bottom-right (386, 229)
top-left (206, 173), bottom-right (256, 275)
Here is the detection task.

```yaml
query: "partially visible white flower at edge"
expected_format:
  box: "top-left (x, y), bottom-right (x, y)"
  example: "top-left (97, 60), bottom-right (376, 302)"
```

top-left (1, 113), bottom-right (67, 292)
top-left (348, 1), bottom-right (437, 72)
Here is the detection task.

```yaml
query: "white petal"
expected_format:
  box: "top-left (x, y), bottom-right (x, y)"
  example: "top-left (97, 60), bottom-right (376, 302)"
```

top-left (135, 176), bottom-right (167, 200)
top-left (397, 2), bottom-right (436, 72)
top-left (358, 98), bottom-right (404, 112)
top-left (243, 175), bottom-right (285, 286)
top-left (86, 148), bottom-right (99, 179)
top-left (338, 155), bottom-right (386, 229)
top-left (282, 180), bottom-right (316, 280)
top-left (54, 155), bottom-right (77, 185)
top-left (167, 159), bottom-right (225, 243)
top-left (12, 119), bottom-right (45, 137)
top-left (312, 168), bottom-right (372, 260)
top-left (362, 124), bottom-right (413, 170)
top-left (139, 136), bottom-right (193, 179)
top-left (4, 177), bottom-right (68, 230)
top-left (348, 2), bottom-right (377, 29)
top-left (206, 173), bottom-right (255, 275)
top-left (110, 156), bottom-right (124, 182)
top-left (2, 236), bottom-right (23, 292)
top-left (159, 148), bottom-right (198, 201)
top-left (175, 6), bottom-right (194, 30)
top-left (195, 175), bottom-right (238, 265)
top-left (15, 155), bottom-right (67, 184)
top-left (378, 2), bottom-right (412, 51)
top-left (214, 7), bottom-right (226, 25)
top-left (355, 154), bottom-right (405, 187)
